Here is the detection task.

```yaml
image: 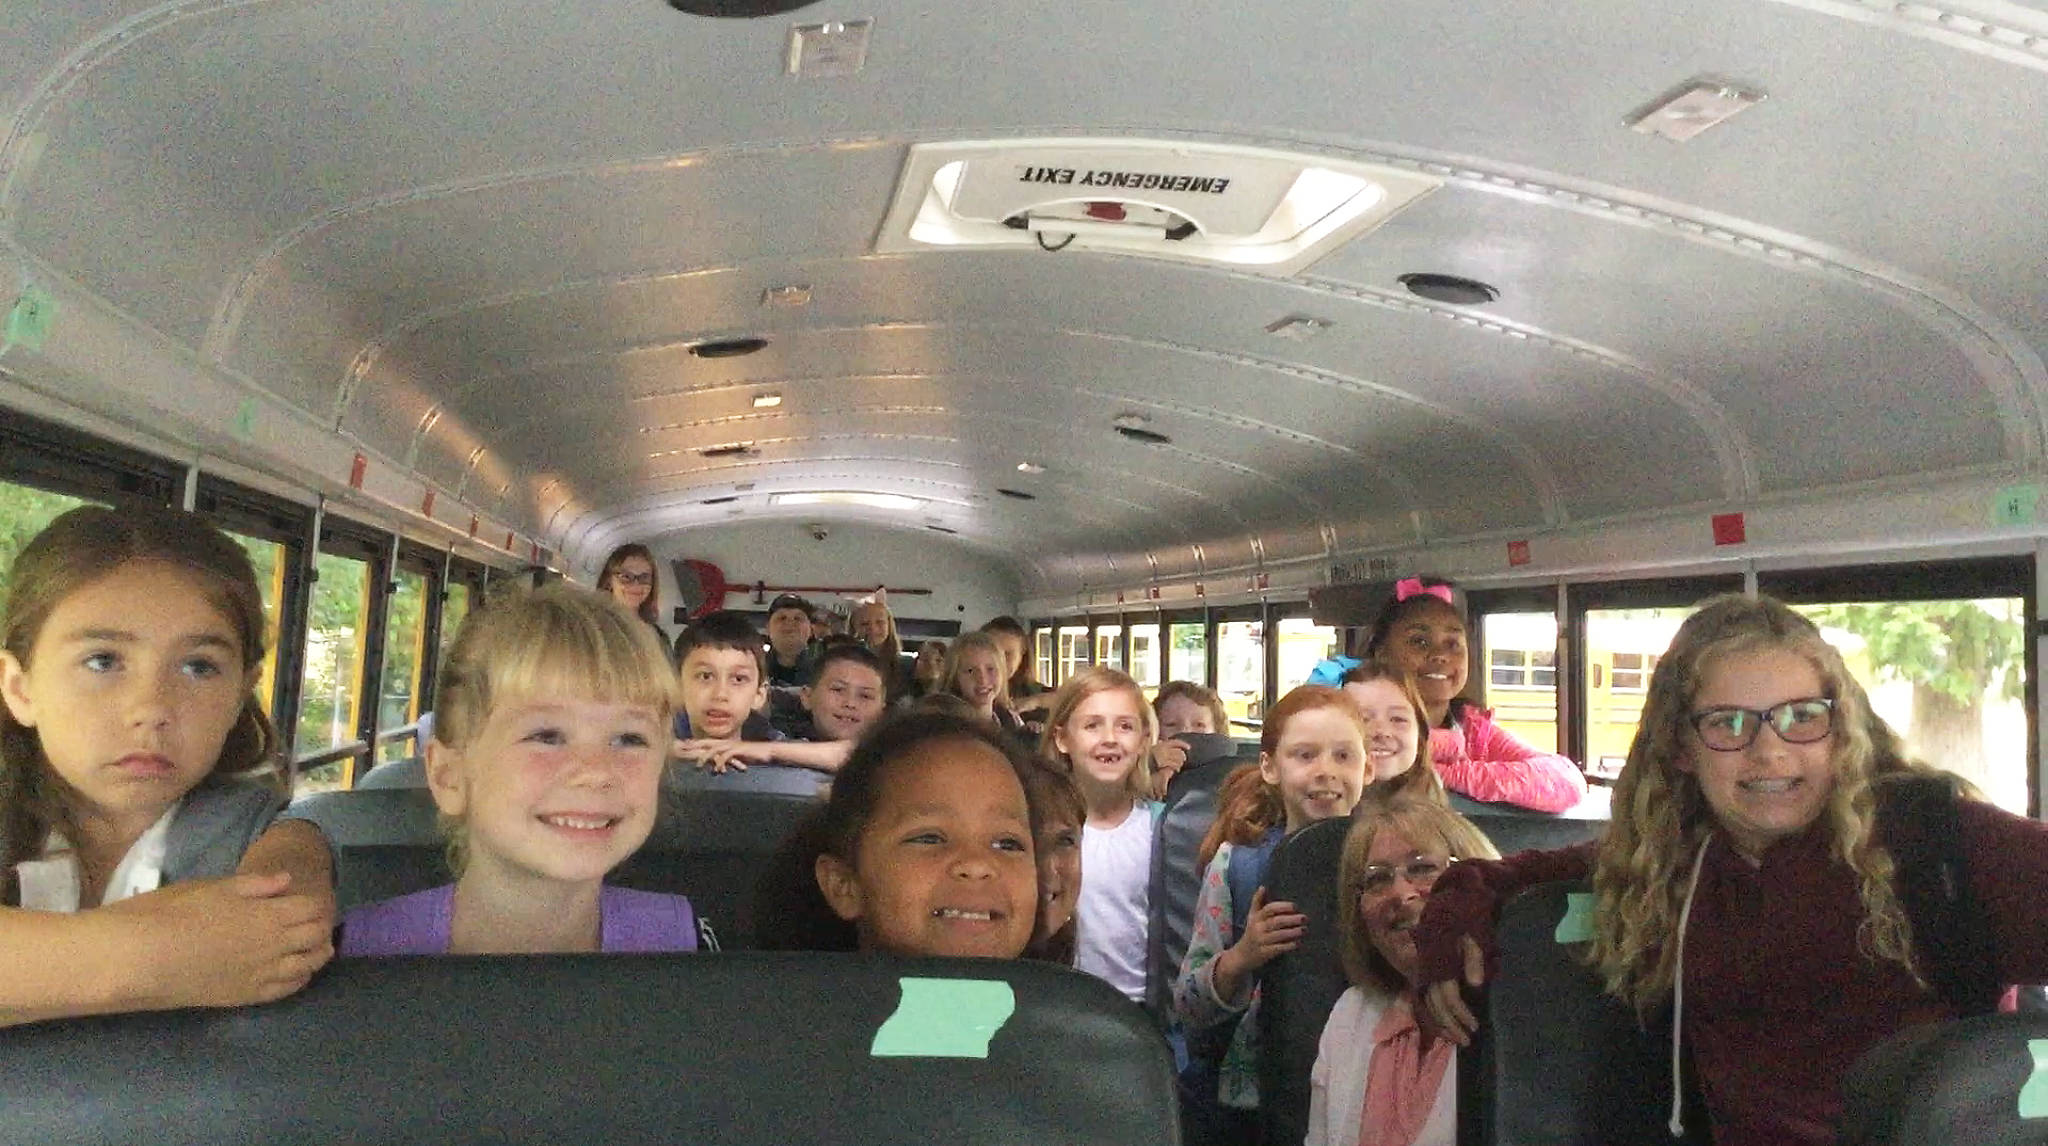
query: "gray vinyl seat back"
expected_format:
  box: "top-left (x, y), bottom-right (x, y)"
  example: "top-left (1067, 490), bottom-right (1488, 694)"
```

top-left (289, 782), bottom-right (820, 947)
top-left (1839, 1013), bottom-right (2048, 1146)
top-left (1145, 732), bottom-right (1245, 1016)
top-left (0, 954), bottom-right (1179, 1146)
top-left (1461, 879), bottom-right (1708, 1146)
top-left (1255, 800), bottom-right (1611, 1146)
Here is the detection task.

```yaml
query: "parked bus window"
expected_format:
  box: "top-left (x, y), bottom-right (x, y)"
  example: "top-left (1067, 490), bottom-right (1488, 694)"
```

top-left (1034, 625), bottom-right (1054, 687)
top-left (1216, 619), bottom-right (1264, 728)
top-left (376, 567), bottom-right (429, 764)
top-left (1168, 621), bottom-right (1206, 688)
top-left (1480, 610), bottom-right (1561, 755)
top-left (1792, 599), bottom-right (2028, 814)
top-left (1274, 616), bottom-right (1339, 695)
top-left (0, 481), bottom-right (90, 604)
top-left (1057, 624), bottom-right (1089, 681)
top-left (295, 549), bottom-right (373, 791)
top-left (1095, 623), bottom-right (1123, 671)
top-left (1583, 607), bottom-right (1693, 779)
top-left (1126, 621), bottom-right (1161, 699)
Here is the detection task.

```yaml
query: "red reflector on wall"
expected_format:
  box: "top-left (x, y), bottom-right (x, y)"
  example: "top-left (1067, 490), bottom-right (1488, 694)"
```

top-left (1507, 539), bottom-right (1531, 566)
top-left (1711, 512), bottom-right (1746, 546)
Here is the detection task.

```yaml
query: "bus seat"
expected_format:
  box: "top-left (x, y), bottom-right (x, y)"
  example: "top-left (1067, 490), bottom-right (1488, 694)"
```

top-left (1254, 814), bottom-right (1350, 1146)
top-left (0, 954), bottom-right (1178, 1146)
top-left (289, 786), bottom-right (820, 947)
top-left (1145, 732), bottom-right (1242, 1016)
top-left (666, 762), bottom-right (832, 800)
top-left (1461, 879), bottom-right (1709, 1146)
top-left (1448, 786), bottom-right (1611, 855)
top-left (1253, 798), bottom-right (1615, 1146)
top-left (1838, 1013), bottom-right (2048, 1146)
top-left (354, 756), bottom-right (427, 789)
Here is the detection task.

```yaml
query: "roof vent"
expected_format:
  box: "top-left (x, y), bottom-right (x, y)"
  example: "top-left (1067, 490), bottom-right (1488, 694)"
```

top-left (876, 139), bottom-right (1441, 276)
top-left (1399, 273), bottom-right (1499, 306)
top-left (700, 495), bottom-right (740, 505)
top-left (669, 0), bottom-right (823, 14)
top-left (1115, 425), bottom-right (1174, 446)
top-left (690, 337), bottom-right (769, 359)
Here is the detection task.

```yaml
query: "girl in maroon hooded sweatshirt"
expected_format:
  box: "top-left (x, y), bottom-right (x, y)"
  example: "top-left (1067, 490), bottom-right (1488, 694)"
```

top-left (1413, 593), bottom-right (2048, 1146)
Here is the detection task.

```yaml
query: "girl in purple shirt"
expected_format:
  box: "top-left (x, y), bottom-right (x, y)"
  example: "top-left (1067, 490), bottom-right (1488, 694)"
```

top-left (342, 585), bottom-right (705, 956)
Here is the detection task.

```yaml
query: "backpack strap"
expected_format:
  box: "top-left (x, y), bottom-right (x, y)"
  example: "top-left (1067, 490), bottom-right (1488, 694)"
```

top-left (1877, 773), bottom-right (2002, 1017)
top-left (1225, 825), bottom-right (1287, 939)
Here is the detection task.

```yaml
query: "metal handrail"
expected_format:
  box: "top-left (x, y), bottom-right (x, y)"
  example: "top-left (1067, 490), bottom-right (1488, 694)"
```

top-left (291, 739), bottom-right (368, 771)
top-left (374, 721), bottom-right (421, 745)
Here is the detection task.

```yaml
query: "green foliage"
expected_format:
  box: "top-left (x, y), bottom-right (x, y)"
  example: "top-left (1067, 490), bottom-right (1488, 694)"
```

top-left (1809, 600), bottom-right (2024, 704)
top-left (0, 483), bottom-right (91, 608)
top-left (294, 551), bottom-right (370, 755)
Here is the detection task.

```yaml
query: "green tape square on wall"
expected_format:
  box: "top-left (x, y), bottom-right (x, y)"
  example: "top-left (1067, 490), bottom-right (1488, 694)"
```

top-left (871, 977), bottom-right (1016, 1059)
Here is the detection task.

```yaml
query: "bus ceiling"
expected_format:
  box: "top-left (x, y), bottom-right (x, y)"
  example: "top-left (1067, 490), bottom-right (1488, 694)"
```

top-left (3, 2), bottom-right (2046, 601)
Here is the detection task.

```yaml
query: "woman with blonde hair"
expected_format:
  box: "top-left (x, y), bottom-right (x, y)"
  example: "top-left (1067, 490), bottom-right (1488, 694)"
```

top-left (1413, 594), bottom-right (2048, 1146)
top-left (1308, 795), bottom-right (1498, 1146)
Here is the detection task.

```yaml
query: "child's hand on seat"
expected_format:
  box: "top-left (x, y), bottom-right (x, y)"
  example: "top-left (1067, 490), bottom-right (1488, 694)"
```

top-left (1149, 738), bottom-right (1189, 799)
top-left (103, 872), bottom-right (334, 1009)
top-left (674, 738), bottom-right (774, 772)
top-left (1230, 887), bottom-right (1306, 970)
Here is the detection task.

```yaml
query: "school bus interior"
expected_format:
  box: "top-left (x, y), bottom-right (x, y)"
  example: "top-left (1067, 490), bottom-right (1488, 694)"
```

top-left (5, 0), bottom-right (2048, 1142)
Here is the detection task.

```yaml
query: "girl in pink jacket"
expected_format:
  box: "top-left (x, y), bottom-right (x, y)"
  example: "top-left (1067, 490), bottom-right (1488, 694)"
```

top-left (1365, 578), bottom-right (1585, 813)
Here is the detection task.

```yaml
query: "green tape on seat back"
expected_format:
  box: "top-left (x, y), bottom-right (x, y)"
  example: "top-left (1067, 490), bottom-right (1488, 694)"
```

top-left (2017, 1039), bottom-right (2048, 1119)
top-left (1554, 892), bottom-right (1596, 944)
top-left (870, 977), bottom-right (1016, 1059)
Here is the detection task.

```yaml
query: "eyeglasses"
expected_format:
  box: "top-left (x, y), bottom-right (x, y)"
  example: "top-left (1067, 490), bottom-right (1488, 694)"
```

top-left (1356, 856), bottom-right (1453, 898)
top-left (612, 571), bottom-right (654, 586)
top-left (1688, 697), bottom-right (1834, 752)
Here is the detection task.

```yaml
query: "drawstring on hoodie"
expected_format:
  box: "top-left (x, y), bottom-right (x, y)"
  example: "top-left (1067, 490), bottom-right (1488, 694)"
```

top-left (1668, 835), bottom-right (1713, 1139)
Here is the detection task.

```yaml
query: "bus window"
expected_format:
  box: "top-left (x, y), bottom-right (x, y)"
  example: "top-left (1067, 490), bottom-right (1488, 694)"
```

top-left (1057, 624), bottom-right (1089, 681)
top-left (1095, 623), bottom-right (1123, 671)
top-left (0, 481), bottom-right (90, 603)
top-left (438, 579), bottom-right (472, 673)
top-left (377, 567), bottom-right (429, 765)
top-left (1168, 621), bottom-right (1206, 687)
top-left (1482, 610), bottom-right (1560, 755)
top-left (225, 532), bottom-right (288, 719)
top-left (1583, 607), bottom-right (1693, 779)
top-left (1274, 616), bottom-right (1339, 695)
top-left (296, 549), bottom-right (373, 792)
top-left (1126, 621), bottom-right (1161, 699)
top-left (1216, 619), bottom-right (1264, 730)
top-left (1791, 599), bottom-right (2028, 814)
top-left (1034, 626), bottom-right (1054, 688)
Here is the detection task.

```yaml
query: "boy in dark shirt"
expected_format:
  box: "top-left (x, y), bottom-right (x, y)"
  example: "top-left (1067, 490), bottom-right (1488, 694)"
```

top-left (764, 594), bottom-right (819, 688)
top-left (672, 611), bottom-right (780, 744)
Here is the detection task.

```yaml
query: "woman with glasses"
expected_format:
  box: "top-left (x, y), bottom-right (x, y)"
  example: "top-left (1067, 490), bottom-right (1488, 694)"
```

top-left (1411, 594), bottom-right (2048, 1146)
top-left (1308, 795), bottom-right (1497, 1146)
top-left (595, 543), bottom-right (674, 666)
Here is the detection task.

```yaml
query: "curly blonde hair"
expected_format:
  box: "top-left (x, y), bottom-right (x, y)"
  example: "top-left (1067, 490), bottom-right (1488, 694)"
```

top-left (1589, 594), bottom-right (1932, 1015)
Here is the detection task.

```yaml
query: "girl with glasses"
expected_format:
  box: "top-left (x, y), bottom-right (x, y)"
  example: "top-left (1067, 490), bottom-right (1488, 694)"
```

top-left (1411, 594), bottom-right (2048, 1146)
top-left (595, 545), bottom-right (673, 667)
top-left (1308, 795), bottom-right (1497, 1146)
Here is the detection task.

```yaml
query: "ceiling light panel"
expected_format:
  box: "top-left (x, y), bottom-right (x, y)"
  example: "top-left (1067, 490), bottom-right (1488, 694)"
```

top-left (772, 491), bottom-right (924, 511)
